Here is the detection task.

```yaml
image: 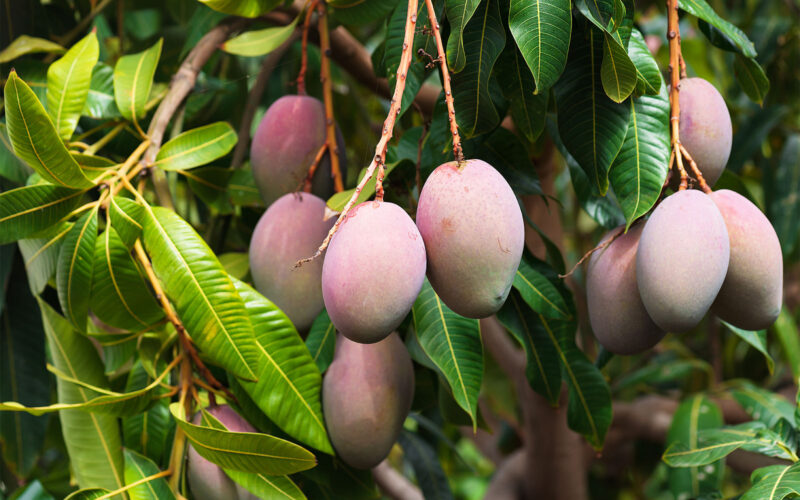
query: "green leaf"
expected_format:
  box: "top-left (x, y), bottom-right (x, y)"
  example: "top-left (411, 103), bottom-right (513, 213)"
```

top-left (329, 0), bottom-right (401, 25)
top-left (65, 489), bottom-right (112, 500)
top-left (154, 122), bottom-right (237, 171)
top-left (767, 135), bottom-right (800, 255)
top-left (73, 153), bottom-right (116, 181)
top-left (666, 395), bottom-right (724, 499)
top-left (773, 309), bottom-right (800, 381)
top-left (0, 185), bottom-right (85, 245)
top-left (0, 264), bottom-right (50, 478)
top-left (600, 31), bottom-right (636, 103)
top-left (123, 361), bottom-right (174, 466)
top-left (508, 0), bottom-right (571, 92)
top-left (91, 227), bottom-right (164, 331)
top-left (608, 87), bottom-right (670, 228)
top-left (56, 208), bottom-right (97, 331)
top-left (305, 309), bottom-right (336, 374)
top-left (0, 35), bottom-right (64, 63)
top-left (722, 322), bottom-right (774, 374)
top-left (4, 72), bottom-right (93, 189)
top-left (445, 0), bottom-right (482, 73)
top-left (452, 0), bottom-right (506, 138)
top-left (218, 252), bottom-right (249, 280)
top-left (18, 223), bottom-right (72, 294)
top-left (198, 0), bottom-right (280, 17)
top-left (170, 403), bottom-right (317, 475)
top-left (47, 31), bottom-right (99, 140)
top-left (398, 431), bottom-right (454, 500)
top-left (614, 357), bottom-right (711, 391)
top-left (742, 463), bottom-right (800, 500)
top-left (628, 29), bottom-right (661, 96)
top-left (0, 123), bottom-right (32, 184)
top-left (663, 422), bottom-right (798, 467)
top-left (734, 55), bottom-right (770, 105)
top-left (555, 26), bottom-right (630, 194)
top-left (123, 449), bottom-right (175, 500)
top-left (114, 39), bottom-right (163, 126)
top-left (576, 0), bottom-right (625, 33)
top-left (465, 128), bottom-right (542, 195)
top-left (233, 279), bottom-right (332, 454)
top-left (496, 291), bottom-right (561, 404)
top-left (729, 106), bottom-right (786, 173)
top-left (731, 382), bottom-right (794, 428)
top-left (108, 196), bottom-right (144, 250)
top-left (182, 167), bottom-right (234, 214)
top-left (226, 468), bottom-right (306, 500)
top-left (513, 256), bottom-right (569, 318)
top-left (38, 300), bottom-right (125, 493)
top-left (83, 64), bottom-right (121, 120)
top-left (496, 45), bottom-right (548, 143)
top-left (678, 0), bottom-right (756, 58)
top-left (141, 205), bottom-right (259, 380)
top-left (222, 16), bottom-right (300, 56)
top-left (412, 280), bottom-right (482, 428)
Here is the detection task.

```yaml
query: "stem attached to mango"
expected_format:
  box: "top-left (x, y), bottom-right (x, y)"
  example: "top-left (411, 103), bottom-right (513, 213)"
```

top-left (297, 0), bottom-right (317, 96)
top-left (318, 2), bottom-right (345, 193)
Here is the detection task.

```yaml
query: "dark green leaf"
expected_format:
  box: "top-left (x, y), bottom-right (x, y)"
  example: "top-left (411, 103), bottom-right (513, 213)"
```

top-left (741, 463), bottom-right (800, 500)
top-left (225, 468), bottom-right (305, 500)
top-left (108, 196), bottom-right (144, 250)
top-left (445, 0), bottom-right (482, 73)
top-left (678, 0), bottom-right (756, 57)
top-left (0, 185), bottom-right (85, 245)
top-left (767, 134), bottom-right (800, 255)
top-left (734, 55), bottom-right (770, 105)
top-left (305, 309), bottom-right (336, 374)
top-left (466, 127), bottom-right (542, 196)
top-left (17, 223), bottom-right (72, 294)
top-left (600, 31), bottom-right (636, 103)
top-left (123, 361), bottom-right (173, 466)
top-left (722, 322), bottom-right (774, 374)
top-left (0, 123), bottom-right (32, 185)
top-left (664, 422), bottom-right (798, 466)
top-left (731, 382), bottom-right (794, 428)
top-left (508, 0), bottom-right (571, 92)
top-left (82, 64), bottom-right (121, 120)
top-left (329, 0), bottom-right (401, 25)
top-left (398, 431), bottom-right (453, 500)
top-left (512, 257), bottom-right (570, 319)
top-left (728, 106), bottom-right (786, 173)
top-left (56, 208), bottom-right (97, 331)
top-left (123, 449), bottom-right (175, 500)
top-left (627, 29), bottom-right (662, 96)
top-left (496, 45), bottom-right (548, 143)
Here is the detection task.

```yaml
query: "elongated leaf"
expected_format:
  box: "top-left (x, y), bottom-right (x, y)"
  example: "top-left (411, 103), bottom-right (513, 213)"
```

top-left (734, 55), bottom-right (770, 105)
top-left (542, 313), bottom-right (611, 449)
top-left (445, 0), bottom-right (482, 73)
top-left (154, 122), bottom-right (237, 171)
top-left (142, 206), bottom-right (259, 380)
top-left (56, 208), bottom-right (97, 331)
top-left (723, 322), bottom-right (774, 374)
top-left (555, 26), bottom-right (630, 194)
top-left (18, 223), bottom-right (72, 294)
top-left (666, 395), bottom-right (724, 498)
top-left (608, 87), bottom-right (670, 227)
top-left (678, 0), bottom-right (756, 57)
top-left (123, 449), bottom-right (175, 500)
top-left (114, 39), bottom-right (163, 125)
top-left (91, 227), bottom-right (164, 331)
top-left (466, 127), bottom-right (542, 195)
top-left (0, 185), bottom-right (85, 244)
top-left (628, 28), bottom-right (661, 96)
top-left (731, 382), bottom-right (794, 428)
top-left (222, 16), bottom-right (300, 56)
top-left (413, 280), bottom-right (482, 428)
top-left (73, 153), bottom-right (116, 181)
top-left (497, 291), bottom-right (562, 405)
top-left (199, 0), bottom-right (280, 17)
top-left (4, 72), bottom-right (93, 188)
top-left (600, 31), bottom-right (636, 103)
top-left (226, 468), bottom-right (306, 500)
top-left (576, 0), bottom-right (625, 33)
top-left (170, 403), bottom-right (316, 475)
top-left (329, 0), bottom-right (401, 25)
top-left (512, 257), bottom-right (570, 319)
top-left (509, 0), bottom-right (571, 92)
top-left (0, 35), bottom-right (64, 63)
top-left (233, 279), bottom-right (332, 454)
top-left (496, 44), bottom-right (548, 144)
top-left (108, 196), bottom-right (144, 250)
top-left (398, 431), bottom-right (453, 500)
top-left (39, 301), bottom-right (125, 493)
top-left (664, 422), bottom-right (798, 466)
top-left (65, 488), bottom-right (112, 499)
top-left (47, 31), bottom-right (99, 140)
top-left (767, 135), bottom-right (800, 255)
top-left (123, 361), bottom-right (174, 466)
top-left (0, 123), bottom-right (32, 184)
top-left (305, 309), bottom-right (336, 374)
top-left (83, 64), bottom-right (121, 120)
top-left (182, 167), bottom-right (234, 214)
top-left (0, 264), bottom-right (50, 478)
top-left (742, 463), bottom-right (800, 500)
top-left (452, 0), bottom-right (506, 138)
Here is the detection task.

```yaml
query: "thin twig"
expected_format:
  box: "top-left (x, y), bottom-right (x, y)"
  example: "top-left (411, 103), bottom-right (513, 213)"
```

top-left (559, 227), bottom-right (624, 279)
top-left (317, 2), bottom-right (344, 192)
top-left (295, 0), bottom-right (419, 267)
top-left (679, 143), bottom-right (712, 194)
top-left (300, 142), bottom-right (329, 192)
top-left (297, 0), bottom-right (317, 95)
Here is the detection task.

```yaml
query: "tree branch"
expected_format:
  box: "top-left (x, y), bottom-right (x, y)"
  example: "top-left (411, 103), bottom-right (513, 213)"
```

top-left (371, 461), bottom-right (424, 500)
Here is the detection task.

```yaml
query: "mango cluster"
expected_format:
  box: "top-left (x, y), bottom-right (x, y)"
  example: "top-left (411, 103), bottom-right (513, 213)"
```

top-left (587, 189), bottom-right (783, 355)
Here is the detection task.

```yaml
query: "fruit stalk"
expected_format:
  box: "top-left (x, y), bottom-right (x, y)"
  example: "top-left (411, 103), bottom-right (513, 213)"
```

top-left (297, 0), bottom-right (317, 95)
top-left (318, 2), bottom-right (345, 192)
top-left (422, 0), bottom-right (463, 163)
top-left (296, 0), bottom-right (419, 267)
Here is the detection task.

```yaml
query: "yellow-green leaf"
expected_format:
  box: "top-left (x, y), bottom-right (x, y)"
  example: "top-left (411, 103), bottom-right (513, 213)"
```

top-left (47, 31), bottom-right (99, 140)
top-left (154, 122), bottom-right (237, 171)
top-left (114, 39), bottom-right (163, 126)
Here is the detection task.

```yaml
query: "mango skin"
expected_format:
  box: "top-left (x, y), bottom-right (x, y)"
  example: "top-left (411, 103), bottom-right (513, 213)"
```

top-left (711, 190), bottom-right (783, 330)
top-left (636, 190), bottom-right (730, 333)
top-left (586, 224), bottom-right (665, 354)
top-left (672, 78), bottom-right (732, 187)
top-left (323, 333), bottom-right (414, 469)
top-left (187, 405), bottom-right (258, 500)
top-left (322, 201), bottom-right (426, 343)
top-left (249, 193), bottom-right (334, 332)
top-left (416, 159), bottom-right (524, 318)
top-left (250, 95), bottom-right (346, 205)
